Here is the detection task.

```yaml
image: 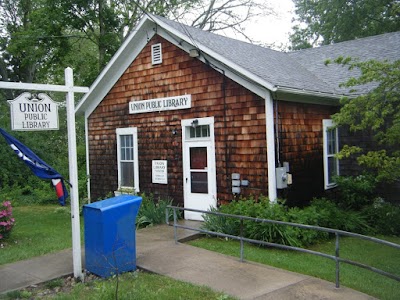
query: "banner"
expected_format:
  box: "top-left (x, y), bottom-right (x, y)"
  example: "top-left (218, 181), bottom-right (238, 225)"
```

top-left (0, 128), bottom-right (68, 205)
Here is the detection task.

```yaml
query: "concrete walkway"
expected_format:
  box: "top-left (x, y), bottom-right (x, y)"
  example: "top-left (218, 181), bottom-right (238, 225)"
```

top-left (0, 222), bottom-right (376, 299)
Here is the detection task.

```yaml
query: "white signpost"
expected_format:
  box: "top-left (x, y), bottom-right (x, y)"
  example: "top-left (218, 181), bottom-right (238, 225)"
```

top-left (0, 68), bottom-right (89, 280)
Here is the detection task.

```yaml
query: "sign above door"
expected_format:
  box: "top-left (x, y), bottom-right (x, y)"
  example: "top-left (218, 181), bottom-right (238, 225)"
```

top-left (129, 94), bottom-right (191, 114)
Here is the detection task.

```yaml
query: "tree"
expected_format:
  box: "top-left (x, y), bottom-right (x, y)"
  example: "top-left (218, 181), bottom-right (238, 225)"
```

top-left (332, 57), bottom-right (400, 183)
top-left (0, 0), bottom-right (72, 85)
top-left (1, 0), bottom-right (273, 84)
top-left (49, 0), bottom-right (271, 73)
top-left (290, 0), bottom-right (400, 50)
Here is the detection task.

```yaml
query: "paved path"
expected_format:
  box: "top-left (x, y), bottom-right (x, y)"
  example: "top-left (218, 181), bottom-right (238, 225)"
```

top-left (0, 222), bottom-right (376, 299)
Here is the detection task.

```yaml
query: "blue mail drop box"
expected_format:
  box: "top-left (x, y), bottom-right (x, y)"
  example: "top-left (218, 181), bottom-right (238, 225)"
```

top-left (83, 195), bottom-right (142, 278)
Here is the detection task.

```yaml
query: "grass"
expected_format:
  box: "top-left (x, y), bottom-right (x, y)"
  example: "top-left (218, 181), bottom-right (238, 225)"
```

top-left (2, 271), bottom-right (235, 300)
top-left (0, 205), bottom-right (235, 299)
top-left (189, 236), bottom-right (400, 300)
top-left (0, 205), bottom-right (79, 265)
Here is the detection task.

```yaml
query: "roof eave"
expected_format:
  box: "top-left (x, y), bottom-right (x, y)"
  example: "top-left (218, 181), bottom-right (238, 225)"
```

top-left (275, 86), bottom-right (344, 105)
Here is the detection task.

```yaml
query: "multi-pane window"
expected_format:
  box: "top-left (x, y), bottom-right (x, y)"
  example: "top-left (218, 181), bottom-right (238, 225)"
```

top-left (189, 125), bottom-right (210, 139)
top-left (116, 128), bottom-right (139, 191)
top-left (323, 119), bottom-right (339, 189)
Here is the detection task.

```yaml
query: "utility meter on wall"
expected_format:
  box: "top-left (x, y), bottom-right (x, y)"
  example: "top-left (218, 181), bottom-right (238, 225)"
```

top-left (276, 162), bottom-right (292, 189)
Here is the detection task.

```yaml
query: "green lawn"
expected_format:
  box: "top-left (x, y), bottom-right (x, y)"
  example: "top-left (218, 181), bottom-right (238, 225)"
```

top-left (0, 205), bottom-right (78, 265)
top-left (189, 236), bottom-right (400, 300)
top-left (4, 271), bottom-right (235, 300)
top-left (1, 205), bottom-right (235, 300)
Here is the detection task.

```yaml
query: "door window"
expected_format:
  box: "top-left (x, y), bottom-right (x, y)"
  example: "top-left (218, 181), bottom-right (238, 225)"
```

top-left (190, 147), bottom-right (208, 193)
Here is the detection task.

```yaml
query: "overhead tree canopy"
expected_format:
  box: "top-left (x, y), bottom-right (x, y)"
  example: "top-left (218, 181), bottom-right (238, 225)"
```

top-left (0, 0), bottom-right (273, 87)
top-left (290, 0), bottom-right (400, 50)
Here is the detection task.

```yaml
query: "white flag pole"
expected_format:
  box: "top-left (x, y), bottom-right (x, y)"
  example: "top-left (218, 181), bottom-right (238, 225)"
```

top-left (65, 67), bottom-right (84, 280)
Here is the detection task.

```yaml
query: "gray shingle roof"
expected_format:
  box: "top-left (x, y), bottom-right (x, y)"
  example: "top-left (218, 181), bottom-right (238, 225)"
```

top-left (154, 15), bottom-right (400, 96)
top-left (288, 32), bottom-right (400, 95)
top-left (76, 15), bottom-right (400, 116)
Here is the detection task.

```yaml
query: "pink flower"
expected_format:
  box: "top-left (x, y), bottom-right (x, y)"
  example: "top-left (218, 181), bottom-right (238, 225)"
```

top-left (0, 200), bottom-right (15, 240)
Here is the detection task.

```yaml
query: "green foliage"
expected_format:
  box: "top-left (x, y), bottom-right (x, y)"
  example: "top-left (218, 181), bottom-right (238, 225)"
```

top-left (333, 175), bottom-right (377, 210)
top-left (27, 271), bottom-right (235, 300)
top-left (361, 199), bottom-right (400, 236)
top-left (0, 103), bottom-right (88, 205)
top-left (290, 0), bottom-right (400, 49)
top-left (136, 193), bottom-right (174, 228)
top-left (333, 58), bottom-right (400, 183)
top-left (5, 290), bottom-right (33, 299)
top-left (202, 196), bottom-right (370, 248)
top-left (45, 278), bottom-right (64, 289)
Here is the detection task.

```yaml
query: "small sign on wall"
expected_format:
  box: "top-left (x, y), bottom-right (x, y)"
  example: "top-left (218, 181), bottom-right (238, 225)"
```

top-left (8, 92), bottom-right (59, 131)
top-left (152, 160), bottom-right (168, 184)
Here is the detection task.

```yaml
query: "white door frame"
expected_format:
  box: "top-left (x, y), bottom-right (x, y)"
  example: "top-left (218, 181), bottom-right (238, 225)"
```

top-left (181, 117), bottom-right (217, 220)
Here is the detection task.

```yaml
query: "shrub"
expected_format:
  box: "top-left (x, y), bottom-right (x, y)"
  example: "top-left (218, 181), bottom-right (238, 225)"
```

top-left (361, 199), bottom-right (400, 236)
top-left (202, 196), bottom-right (372, 248)
top-left (0, 201), bottom-right (15, 240)
top-left (136, 193), bottom-right (174, 228)
top-left (308, 198), bottom-right (371, 234)
top-left (334, 174), bottom-right (377, 210)
top-left (202, 206), bottom-right (240, 236)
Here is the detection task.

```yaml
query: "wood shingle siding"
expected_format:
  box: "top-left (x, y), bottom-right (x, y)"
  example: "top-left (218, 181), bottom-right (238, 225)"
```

top-left (88, 36), bottom-right (269, 203)
top-left (278, 101), bottom-right (338, 205)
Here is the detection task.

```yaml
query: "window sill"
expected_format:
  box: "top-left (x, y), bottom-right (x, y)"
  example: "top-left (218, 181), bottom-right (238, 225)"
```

top-left (114, 188), bottom-right (136, 197)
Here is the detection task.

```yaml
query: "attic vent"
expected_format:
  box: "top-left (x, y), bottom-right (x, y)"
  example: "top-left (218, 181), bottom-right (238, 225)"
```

top-left (151, 43), bottom-right (162, 65)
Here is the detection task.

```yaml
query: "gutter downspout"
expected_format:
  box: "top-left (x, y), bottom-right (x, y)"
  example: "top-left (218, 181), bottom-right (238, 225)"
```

top-left (265, 91), bottom-right (277, 202)
top-left (85, 113), bottom-right (91, 203)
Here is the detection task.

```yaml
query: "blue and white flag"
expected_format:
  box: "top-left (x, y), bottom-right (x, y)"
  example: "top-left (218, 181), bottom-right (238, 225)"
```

top-left (0, 128), bottom-right (68, 206)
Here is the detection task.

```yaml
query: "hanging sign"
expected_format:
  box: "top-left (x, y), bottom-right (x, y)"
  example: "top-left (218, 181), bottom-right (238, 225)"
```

top-left (8, 92), bottom-right (60, 131)
top-left (129, 94), bottom-right (191, 114)
top-left (152, 160), bottom-right (168, 184)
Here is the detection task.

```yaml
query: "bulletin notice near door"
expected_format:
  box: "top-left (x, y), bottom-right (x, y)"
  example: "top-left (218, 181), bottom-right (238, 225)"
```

top-left (152, 160), bottom-right (168, 184)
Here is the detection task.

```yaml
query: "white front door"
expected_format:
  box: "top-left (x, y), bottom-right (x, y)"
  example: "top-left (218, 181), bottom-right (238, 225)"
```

top-left (181, 117), bottom-right (217, 220)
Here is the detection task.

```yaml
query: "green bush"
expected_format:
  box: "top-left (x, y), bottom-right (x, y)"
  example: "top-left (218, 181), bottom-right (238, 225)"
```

top-left (202, 206), bottom-right (240, 236)
top-left (334, 175), bottom-right (377, 210)
top-left (361, 199), bottom-right (400, 236)
top-left (202, 196), bottom-right (372, 248)
top-left (308, 198), bottom-right (371, 234)
top-left (136, 193), bottom-right (174, 228)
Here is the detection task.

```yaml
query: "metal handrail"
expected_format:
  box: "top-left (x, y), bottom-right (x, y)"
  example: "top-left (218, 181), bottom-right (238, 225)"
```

top-left (166, 205), bottom-right (400, 288)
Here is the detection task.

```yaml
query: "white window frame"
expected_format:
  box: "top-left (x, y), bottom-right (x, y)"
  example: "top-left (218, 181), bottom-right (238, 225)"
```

top-left (323, 119), bottom-right (339, 189)
top-left (116, 127), bottom-right (139, 192)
